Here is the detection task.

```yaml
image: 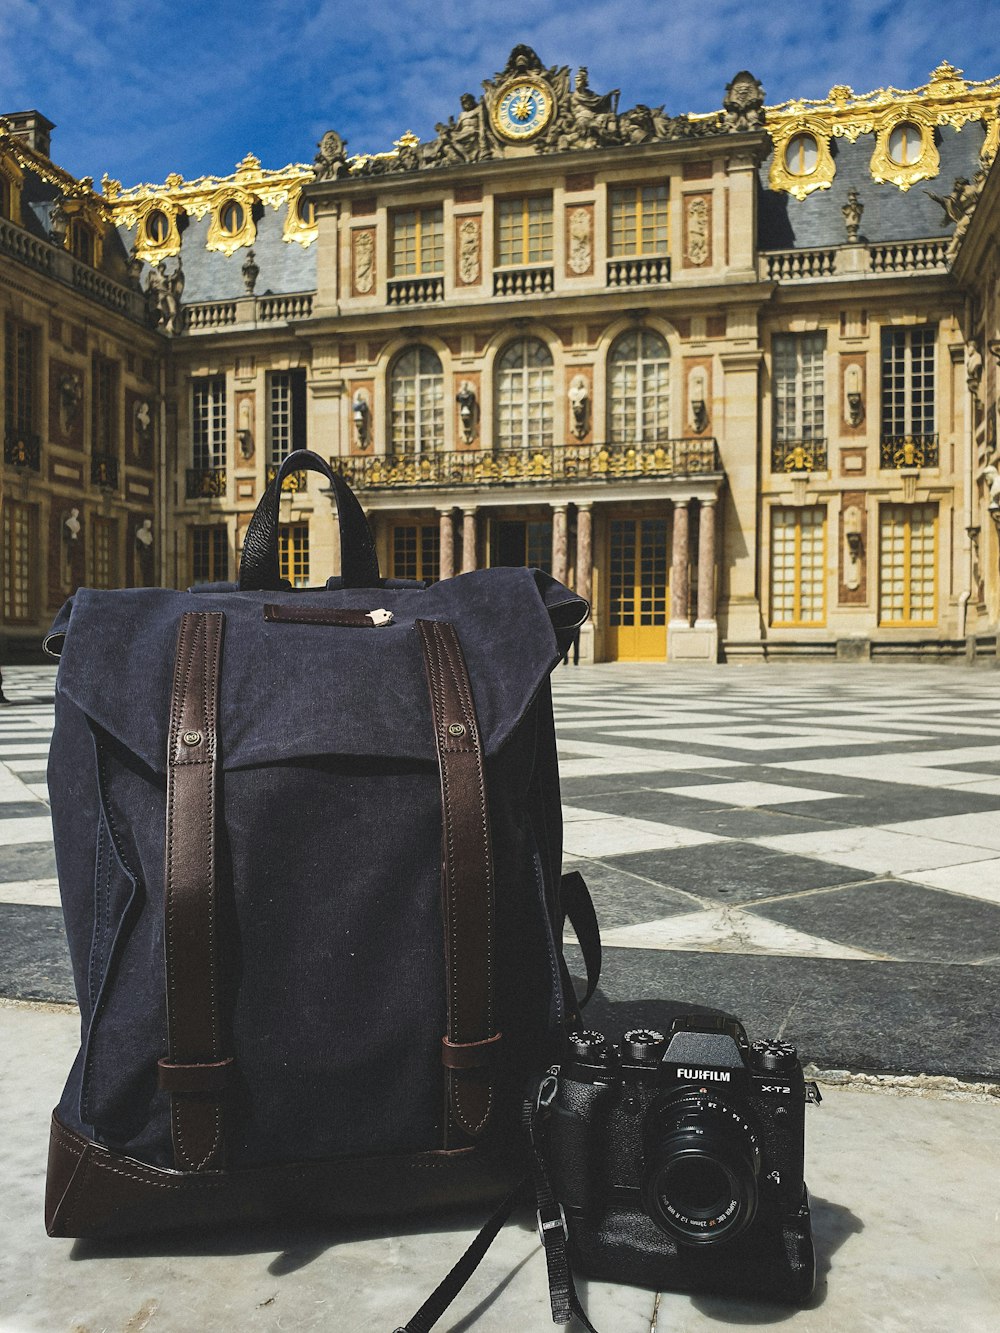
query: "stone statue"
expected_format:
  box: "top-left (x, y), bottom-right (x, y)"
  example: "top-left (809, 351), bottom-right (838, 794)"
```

top-left (242, 248), bottom-right (260, 294)
top-left (314, 130), bottom-right (349, 181)
top-left (135, 518), bottom-right (154, 550)
top-left (429, 93), bottom-right (489, 165)
top-left (568, 375), bottom-right (589, 439)
top-left (927, 175), bottom-right (978, 227)
top-left (456, 381), bottom-right (478, 443)
top-left (967, 340), bottom-right (984, 401)
top-left (567, 67), bottom-right (620, 146)
top-left (48, 199), bottom-right (69, 247)
top-left (721, 71), bottom-right (766, 131)
top-left (134, 398), bottom-right (152, 447)
top-left (58, 372), bottom-right (82, 434)
top-left (146, 258), bottom-right (185, 334)
top-left (64, 508), bottom-right (81, 541)
top-left (983, 463), bottom-right (1000, 510)
top-left (842, 187), bottom-right (864, 243)
top-left (126, 243), bottom-right (144, 288)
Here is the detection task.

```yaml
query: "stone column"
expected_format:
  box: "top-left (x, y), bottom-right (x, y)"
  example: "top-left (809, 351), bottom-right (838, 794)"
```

top-left (669, 499), bottom-right (690, 626)
top-left (575, 503), bottom-right (593, 605)
top-left (696, 498), bottom-right (717, 624)
top-left (438, 508), bottom-right (454, 580)
top-left (461, 506), bottom-right (477, 573)
top-left (552, 504), bottom-right (569, 585)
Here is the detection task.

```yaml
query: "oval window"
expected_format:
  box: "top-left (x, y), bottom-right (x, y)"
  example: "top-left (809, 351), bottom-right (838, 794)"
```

top-left (297, 194), bottom-right (316, 225)
top-left (887, 122), bottom-right (922, 167)
top-left (220, 200), bottom-right (244, 234)
top-left (145, 208), bottom-right (168, 244)
top-left (785, 133), bottom-right (819, 176)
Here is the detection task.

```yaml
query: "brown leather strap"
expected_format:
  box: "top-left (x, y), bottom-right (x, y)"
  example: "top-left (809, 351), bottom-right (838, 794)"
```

top-left (162, 610), bottom-right (230, 1171)
top-left (416, 619), bottom-right (500, 1143)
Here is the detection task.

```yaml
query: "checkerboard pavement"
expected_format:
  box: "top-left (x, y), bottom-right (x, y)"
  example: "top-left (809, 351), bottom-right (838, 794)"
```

top-left (2, 662), bottom-right (998, 1081)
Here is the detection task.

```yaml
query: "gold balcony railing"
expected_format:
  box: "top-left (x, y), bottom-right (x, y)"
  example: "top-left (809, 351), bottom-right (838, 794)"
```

top-left (186, 466), bottom-right (227, 499)
top-left (771, 438), bottom-right (828, 472)
top-left (879, 434), bottom-right (939, 468)
top-left (334, 438), bottom-right (720, 491)
top-left (4, 429), bottom-right (41, 471)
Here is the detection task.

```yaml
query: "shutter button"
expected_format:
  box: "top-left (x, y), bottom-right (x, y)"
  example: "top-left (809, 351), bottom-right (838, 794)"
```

top-left (182, 730), bottom-right (202, 746)
top-left (447, 723), bottom-right (466, 737)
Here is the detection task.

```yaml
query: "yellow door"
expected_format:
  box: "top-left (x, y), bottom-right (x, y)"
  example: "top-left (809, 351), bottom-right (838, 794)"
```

top-left (606, 517), bottom-right (668, 660)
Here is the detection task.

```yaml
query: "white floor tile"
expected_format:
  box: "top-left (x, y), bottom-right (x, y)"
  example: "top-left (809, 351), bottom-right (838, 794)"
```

top-left (0, 815), bottom-right (53, 846)
top-left (906, 859), bottom-right (1000, 906)
top-left (562, 814), bottom-right (720, 859)
top-left (751, 826), bottom-right (999, 874)
top-left (590, 907), bottom-right (881, 959)
top-left (878, 811), bottom-right (1000, 852)
top-left (655, 780), bottom-right (841, 807)
top-left (0, 879), bottom-right (61, 906)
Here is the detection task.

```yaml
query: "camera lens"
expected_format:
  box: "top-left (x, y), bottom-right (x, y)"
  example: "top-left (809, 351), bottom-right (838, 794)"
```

top-left (643, 1094), bottom-right (760, 1246)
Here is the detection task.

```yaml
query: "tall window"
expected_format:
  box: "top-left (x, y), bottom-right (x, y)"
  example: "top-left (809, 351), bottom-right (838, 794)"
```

top-left (609, 184), bottom-right (668, 256)
top-left (496, 195), bottom-right (553, 265)
top-left (389, 347), bottom-right (444, 453)
top-left (881, 326), bottom-right (936, 439)
top-left (608, 330), bottom-right (671, 443)
top-left (773, 333), bottom-right (825, 442)
top-left (192, 526), bottom-right (229, 584)
top-left (392, 523), bottom-right (440, 582)
top-left (2, 500), bottom-right (36, 622)
top-left (4, 318), bottom-right (36, 435)
top-left (267, 369), bottom-right (307, 466)
top-left (770, 507), bottom-right (826, 627)
top-left (493, 519), bottom-right (552, 573)
top-left (92, 355), bottom-right (119, 452)
top-left (279, 522), bottom-right (310, 587)
top-left (92, 518), bottom-right (118, 589)
top-left (879, 504), bottom-right (936, 625)
top-left (192, 375), bottom-right (227, 470)
top-left (391, 207), bottom-right (444, 276)
top-left (495, 339), bottom-right (553, 451)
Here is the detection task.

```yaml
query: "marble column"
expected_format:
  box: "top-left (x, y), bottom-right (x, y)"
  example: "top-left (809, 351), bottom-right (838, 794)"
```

top-left (438, 508), bottom-right (454, 580)
top-left (461, 507), bottom-right (477, 574)
top-left (552, 504), bottom-right (568, 585)
top-left (575, 503), bottom-right (593, 605)
top-left (669, 499), bottom-right (691, 625)
top-left (696, 497), bottom-right (717, 624)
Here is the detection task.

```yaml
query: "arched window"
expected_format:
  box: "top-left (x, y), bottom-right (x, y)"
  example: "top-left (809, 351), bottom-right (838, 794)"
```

top-left (495, 338), bottom-right (553, 451)
top-left (389, 346), bottom-right (444, 454)
top-left (608, 330), bottom-right (671, 443)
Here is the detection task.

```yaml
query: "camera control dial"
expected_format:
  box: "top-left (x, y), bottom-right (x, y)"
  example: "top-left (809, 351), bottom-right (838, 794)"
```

top-left (623, 1029), bottom-right (666, 1061)
top-left (569, 1030), bottom-right (608, 1060)
top-left (751, 1039), bottom-right (798, 1073)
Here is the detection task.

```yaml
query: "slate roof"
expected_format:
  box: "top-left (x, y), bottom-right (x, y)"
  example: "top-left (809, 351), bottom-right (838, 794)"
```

top-left (758, 121), bottom-right (987, 249)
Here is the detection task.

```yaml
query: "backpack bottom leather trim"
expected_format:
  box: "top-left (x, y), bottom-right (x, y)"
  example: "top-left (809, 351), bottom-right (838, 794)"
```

top-left (45, 1112), bottom-right (525, 1240)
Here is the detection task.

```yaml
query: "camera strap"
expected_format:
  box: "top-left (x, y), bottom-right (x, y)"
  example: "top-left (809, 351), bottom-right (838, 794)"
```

top-left (394, 1077), bottom-right (600, 1332)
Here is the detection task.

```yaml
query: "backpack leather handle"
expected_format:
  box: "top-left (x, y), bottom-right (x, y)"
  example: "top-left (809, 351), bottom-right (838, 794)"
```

top-left (238, 449), bottom-right (380, 590)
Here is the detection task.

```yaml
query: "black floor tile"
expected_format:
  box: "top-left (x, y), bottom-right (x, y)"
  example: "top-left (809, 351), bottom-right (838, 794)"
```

top-left (0, 842), bottom-right (58, 881)
top-left (566, 945), bottom-right (1000, 1080)
top-left (747, 879), bottom-right (1000, 965)
top-left (0, 802), bottom-right (48, 820)
top-left (565, 858), bottom-right (697, 929)
top-left (0, 903), bottom-right (74, 1003)
top-left (637, 806), bottom-right (849, 840)
top-left (600, 841), bottom-right (875, 904)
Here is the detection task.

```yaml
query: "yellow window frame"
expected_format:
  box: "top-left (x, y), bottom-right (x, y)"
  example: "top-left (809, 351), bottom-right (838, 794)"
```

top-left (878, 503), bottom-right (937, 627)
top-left (770, 507), bottom-right (826, 628)
top-left (609, 183), bottom-right (668, 257)
top-left (392, 206), bottom-right (443, 276)
top-left (496, 194), bottom-right (552, 265)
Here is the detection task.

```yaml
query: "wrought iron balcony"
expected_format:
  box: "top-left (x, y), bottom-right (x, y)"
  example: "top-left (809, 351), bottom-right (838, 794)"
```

top-left (4, 429), bottom-right (41, 471)
top-left (386, 275), bottom-right (445, 306)
top-left (771, 438), bottom-right (828, 472)
top-left (334, 438), bottom-right (720, 492)
top-left (493, 265), bottom-right (554, 297)
top-left (186, 466), bottom-right (227, 499)
top-left (879, 434), bottom-right (939, 469)
top-left (606, 255), bottom-right (670, 287)
top-left (265, 464), bottom-right (309, 491)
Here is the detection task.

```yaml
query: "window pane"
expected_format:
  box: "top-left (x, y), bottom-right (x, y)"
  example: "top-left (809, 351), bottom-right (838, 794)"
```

top-left (879, 503), bottom-right (936, 625)
top-left (773, 333), bottom-right (825, 444)
top-left (495, 338), bottom-right (553, 450)
top-left (192, 375), bottom-right (227, 469)
top-left (608, 330), bottom-right (670, 442)
top-left (390, 346), bottom-right (444, 453)
top-left (770, 506), bottom-right (825, 626)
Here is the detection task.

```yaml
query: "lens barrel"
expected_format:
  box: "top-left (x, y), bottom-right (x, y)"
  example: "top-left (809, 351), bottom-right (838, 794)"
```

top-left (643, 1094), bottom-right (760, 1246)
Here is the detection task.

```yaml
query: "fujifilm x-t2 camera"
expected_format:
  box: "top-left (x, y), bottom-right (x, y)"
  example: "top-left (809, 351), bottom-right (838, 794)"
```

top-left (546, 1014), bottom-right (821, 1304)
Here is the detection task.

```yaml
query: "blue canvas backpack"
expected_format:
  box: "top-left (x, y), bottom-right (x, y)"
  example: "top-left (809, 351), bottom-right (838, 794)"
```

top-left (43, 450), bottom-right (598, 1241)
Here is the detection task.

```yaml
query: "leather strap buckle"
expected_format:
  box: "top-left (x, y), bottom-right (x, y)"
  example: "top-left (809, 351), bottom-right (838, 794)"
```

top-left (536, 1202), bottom-right (568, 1247)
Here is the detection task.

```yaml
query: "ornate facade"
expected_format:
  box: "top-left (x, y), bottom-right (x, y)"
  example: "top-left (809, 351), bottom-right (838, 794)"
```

top-left (4, 50), bottom-right (1000, 662)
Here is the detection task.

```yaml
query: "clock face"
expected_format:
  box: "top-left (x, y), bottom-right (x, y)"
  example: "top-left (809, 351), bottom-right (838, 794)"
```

top-left (493, 78), bottom-right (553, 141)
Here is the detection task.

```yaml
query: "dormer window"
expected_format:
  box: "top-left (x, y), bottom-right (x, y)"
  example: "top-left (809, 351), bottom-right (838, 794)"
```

top-left (785, 133), bottom-right (819, 177)
top-left (145, 208), bottom-right (169, 244)
top-left (887, 122), bottom-right (922, 167)
top-left (69, 219), bottom-right (95, 265)
top-left (220, 200), bottom-right (244, 235)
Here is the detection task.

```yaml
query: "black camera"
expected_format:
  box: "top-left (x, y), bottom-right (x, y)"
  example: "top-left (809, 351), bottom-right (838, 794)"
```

top-left (545, 1014), bottom-right (821, 1304)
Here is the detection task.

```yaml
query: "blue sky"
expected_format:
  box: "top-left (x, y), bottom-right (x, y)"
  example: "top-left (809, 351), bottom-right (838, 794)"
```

top-left (3, 0), bottom-right (1000, 186)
